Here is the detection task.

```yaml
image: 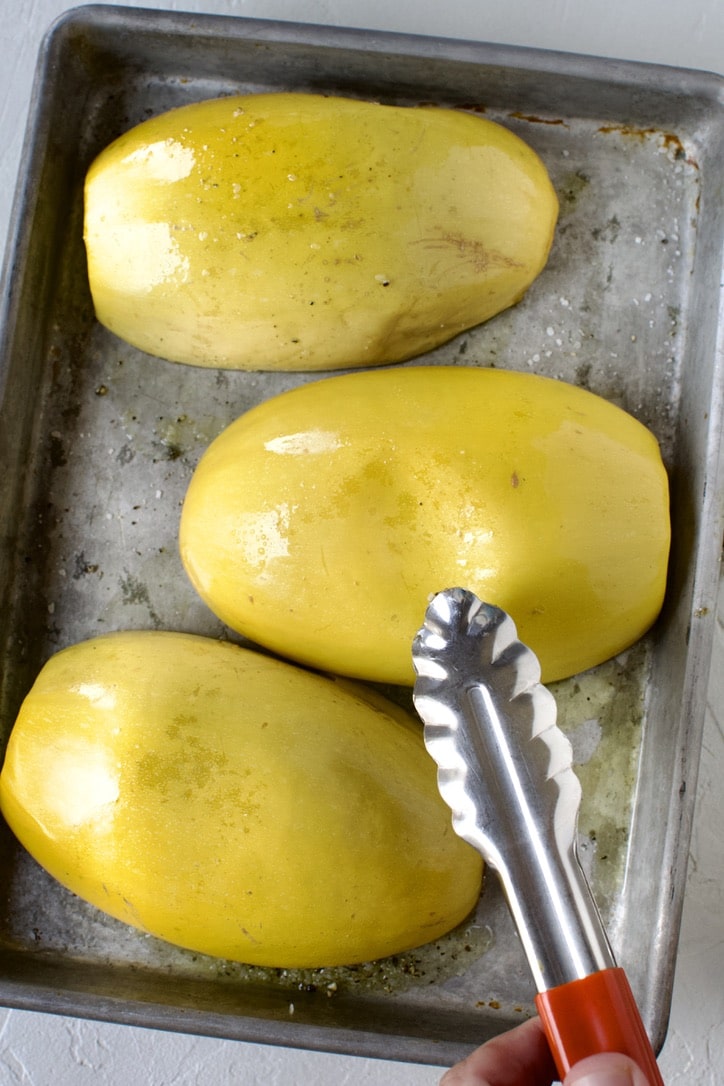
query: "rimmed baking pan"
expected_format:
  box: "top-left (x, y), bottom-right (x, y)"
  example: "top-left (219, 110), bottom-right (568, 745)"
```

top-left (1, 4), bottom-right (723, 1066)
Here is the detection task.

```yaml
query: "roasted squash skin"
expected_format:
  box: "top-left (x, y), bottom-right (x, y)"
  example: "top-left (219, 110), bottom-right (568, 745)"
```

top-left (83, 92), bottom-right (558, 370)
top-left (0, 631), bottom-right (482, 968)
top-left (179, 366), bottom-right (670, 684)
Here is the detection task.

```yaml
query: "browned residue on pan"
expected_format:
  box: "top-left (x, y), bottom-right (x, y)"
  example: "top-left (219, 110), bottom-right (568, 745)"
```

top-left (597, 124), bottom-right (699, 168)
top-left (510, 111), bottom-right (570, 126)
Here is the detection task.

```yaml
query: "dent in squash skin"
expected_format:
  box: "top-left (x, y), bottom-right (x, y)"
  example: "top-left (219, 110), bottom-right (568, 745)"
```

top-left (83, 92), bottom-right (558, 370)
top-left (0, 631), bottom-right (482, 968)
top-left (179, 366), bottom-right (671, 686)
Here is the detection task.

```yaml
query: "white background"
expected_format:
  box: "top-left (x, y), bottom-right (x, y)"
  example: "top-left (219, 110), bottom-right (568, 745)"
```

top-left (1, 1), bottom-right (723, 1083)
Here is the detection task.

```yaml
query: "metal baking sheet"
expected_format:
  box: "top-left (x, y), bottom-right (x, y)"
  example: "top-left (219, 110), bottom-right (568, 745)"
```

top-left (1, 4), bottom-right (723, 1067)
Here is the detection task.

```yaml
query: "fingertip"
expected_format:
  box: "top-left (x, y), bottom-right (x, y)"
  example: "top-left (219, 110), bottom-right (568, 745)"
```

top-left (564, 1051), bottom-right (653, 1086)
top-left (438, 1017), bottom-right (556, 1085)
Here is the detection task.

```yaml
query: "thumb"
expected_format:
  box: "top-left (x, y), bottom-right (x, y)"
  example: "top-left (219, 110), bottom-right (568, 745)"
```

top-left (563, 1052), bottom-right (653, 1085)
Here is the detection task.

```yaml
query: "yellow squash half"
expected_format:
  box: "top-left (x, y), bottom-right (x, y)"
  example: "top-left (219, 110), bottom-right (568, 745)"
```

top-left (180, 366), bottom-right (671, 684)
top-left (83, 92), bottom-right (558, 370)
top-left (0, 631), bottom-right (482, 967)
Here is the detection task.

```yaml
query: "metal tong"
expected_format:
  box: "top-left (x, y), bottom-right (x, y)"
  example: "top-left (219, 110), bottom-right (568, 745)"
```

top-left (412, 587), bottom-right (664, 1084)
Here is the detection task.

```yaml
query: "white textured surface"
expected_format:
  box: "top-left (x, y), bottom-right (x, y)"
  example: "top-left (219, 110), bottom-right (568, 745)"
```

top-left (0, 1), bottom-right (723, 1082)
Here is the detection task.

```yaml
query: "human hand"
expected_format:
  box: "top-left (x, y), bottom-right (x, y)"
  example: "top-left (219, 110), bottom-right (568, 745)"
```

top-left (440, 1016), bottom-right (653, 1085)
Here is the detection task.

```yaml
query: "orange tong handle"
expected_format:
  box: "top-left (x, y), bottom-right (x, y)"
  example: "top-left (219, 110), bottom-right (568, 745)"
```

top-left (535, 967), bottom-right (664, 1084)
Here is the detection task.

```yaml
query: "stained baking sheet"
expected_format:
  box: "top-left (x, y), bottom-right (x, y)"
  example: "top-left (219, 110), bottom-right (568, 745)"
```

top-left (1, 4), bottom-right (723, 1067)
